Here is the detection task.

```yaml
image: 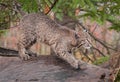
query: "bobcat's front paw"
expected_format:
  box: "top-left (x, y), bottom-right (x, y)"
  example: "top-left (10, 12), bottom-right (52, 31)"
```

top-left (70, 60), bottom-right (79, 69)
top-left (78, 60), bottom-right (87, 70)
top-left (19, 54), bottom-right (30, 60)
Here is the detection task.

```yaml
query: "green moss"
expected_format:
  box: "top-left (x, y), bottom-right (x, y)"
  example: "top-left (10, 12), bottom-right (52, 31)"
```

top-left (93, 56), bottom-right (110, 65)
top-left (0, 30), bottom-right (7, 37)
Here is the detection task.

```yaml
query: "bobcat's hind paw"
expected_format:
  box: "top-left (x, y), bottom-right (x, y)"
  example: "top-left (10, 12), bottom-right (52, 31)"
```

top-left (28, 52), bottom-right (38, 57)
top-left (19, 54), bottom-right (30, 61)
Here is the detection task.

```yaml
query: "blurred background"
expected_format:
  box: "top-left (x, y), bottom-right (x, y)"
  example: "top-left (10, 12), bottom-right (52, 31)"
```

top-left (0, 0), bottom-right (120, 65)
top-left (0, 0), bottom-right (120, 81)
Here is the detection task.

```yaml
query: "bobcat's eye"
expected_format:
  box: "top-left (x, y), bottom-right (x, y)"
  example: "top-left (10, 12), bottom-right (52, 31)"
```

top-left (83, 29), bottom-right (88, 32)
top-left (75, 33), bottom-right (79, 39)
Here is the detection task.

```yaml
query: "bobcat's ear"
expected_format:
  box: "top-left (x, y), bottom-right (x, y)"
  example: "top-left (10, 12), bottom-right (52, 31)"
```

top-left (75, 24), bottom-right (88, 33)
top-left (75, 24), bottom-right (83, 32)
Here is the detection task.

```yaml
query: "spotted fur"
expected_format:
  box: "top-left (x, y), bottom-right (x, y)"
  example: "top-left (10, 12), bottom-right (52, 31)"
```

top-left (17, 13), bottom-right (90, 69)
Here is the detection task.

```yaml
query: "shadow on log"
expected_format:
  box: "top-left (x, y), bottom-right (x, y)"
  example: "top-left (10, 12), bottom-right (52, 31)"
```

top-left (0, 47), bottom-right (112, 82)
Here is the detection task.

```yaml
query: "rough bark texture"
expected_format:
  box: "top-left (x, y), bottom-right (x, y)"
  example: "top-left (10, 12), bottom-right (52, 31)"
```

top-left (0, 47), bottom-right (111, 82)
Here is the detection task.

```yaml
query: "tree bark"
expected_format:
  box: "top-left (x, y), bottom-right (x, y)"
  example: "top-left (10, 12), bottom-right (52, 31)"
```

top-left (0, 47), bottom-right (112, 82)
top-left (0, 47), bottom-right (18, 57)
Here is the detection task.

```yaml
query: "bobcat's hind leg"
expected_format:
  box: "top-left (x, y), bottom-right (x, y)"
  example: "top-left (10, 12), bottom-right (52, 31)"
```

top-left (26, 39), bottom-right (37, 57)
top-left (17, 42), bottom-right (30, 60)
top-left (17, 34), bottom-right (37, 60)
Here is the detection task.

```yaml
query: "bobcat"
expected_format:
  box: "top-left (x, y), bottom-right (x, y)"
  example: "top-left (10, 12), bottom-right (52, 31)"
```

top-left (17, 13), bottom-right (91, 69)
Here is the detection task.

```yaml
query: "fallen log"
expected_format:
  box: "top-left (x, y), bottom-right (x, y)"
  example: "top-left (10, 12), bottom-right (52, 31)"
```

top-left (0, 47), bottom-right (112, 82)
top-left (0, 47), bottom-right (18, 57)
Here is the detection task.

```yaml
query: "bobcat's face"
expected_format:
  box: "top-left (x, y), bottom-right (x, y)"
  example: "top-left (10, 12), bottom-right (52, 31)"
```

top-left (75, 27), bottom-right (92, 49)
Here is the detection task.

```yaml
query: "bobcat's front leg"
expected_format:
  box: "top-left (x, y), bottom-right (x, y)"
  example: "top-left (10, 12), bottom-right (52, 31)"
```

top-left (58, 50), bottom-right (79, 69)
top-left (52, 42), bottom-right (79, 69)
top-left (52, 41), bottom-right (87, 69)
top-left (58, 50), bottom-right (87, 69)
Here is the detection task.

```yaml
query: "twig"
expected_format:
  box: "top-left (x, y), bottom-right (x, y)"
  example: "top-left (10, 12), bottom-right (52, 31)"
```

top-left (81, 49), bottom-right (94, 62)
top-left (48, 0), bottom-right (53, 4)
top-left (77, 22), bottom-right (116, 52)
top-left (91, 24), bottom-right (98, 34)
top-left (45, 0), bottom-right (59, 15)
top-left (91, 48), bottom-right (97, 60)
top-left (91, 46), bottom-right (105, 57)
top-left (62, 20), bottom-right (114, 57)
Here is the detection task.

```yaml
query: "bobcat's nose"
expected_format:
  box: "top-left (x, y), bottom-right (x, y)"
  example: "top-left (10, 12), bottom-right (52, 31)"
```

top-left (71, 43), bottom-right (78, 47)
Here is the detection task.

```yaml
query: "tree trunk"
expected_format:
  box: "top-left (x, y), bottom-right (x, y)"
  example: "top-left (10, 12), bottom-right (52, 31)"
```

top-left (0, 47), bottom-right (112, 82)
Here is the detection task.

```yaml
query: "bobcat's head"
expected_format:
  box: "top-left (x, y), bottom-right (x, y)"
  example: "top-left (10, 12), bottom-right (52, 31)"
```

top-left (74, 25), bottom-right (92, 49)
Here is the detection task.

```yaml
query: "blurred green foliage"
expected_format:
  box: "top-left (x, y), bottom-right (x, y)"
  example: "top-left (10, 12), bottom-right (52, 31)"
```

top-left (0, 30), bottom-right (7, 37)
top-left (93, 56), bottom-right (109, 65)
top-left (18, 0), bottom-right (39, 13)
top-left (0, 0), bottom-right (19, 35)
top-left (0, 0), bottom-right (11, 30)
top-left (0, 0), bottom-right (120, 32)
